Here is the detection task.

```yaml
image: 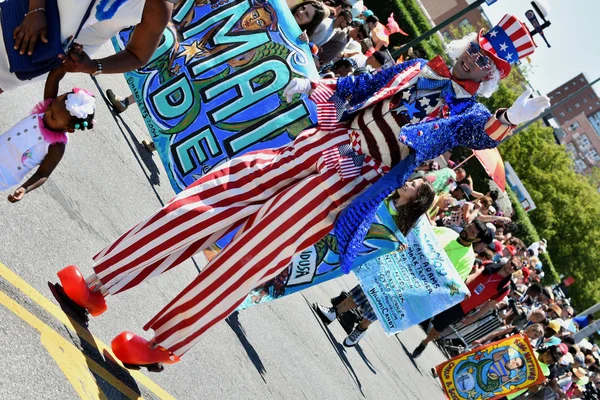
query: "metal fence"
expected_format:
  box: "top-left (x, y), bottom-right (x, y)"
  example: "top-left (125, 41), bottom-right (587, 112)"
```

top-left (435, 311), bottom-right (505, 357)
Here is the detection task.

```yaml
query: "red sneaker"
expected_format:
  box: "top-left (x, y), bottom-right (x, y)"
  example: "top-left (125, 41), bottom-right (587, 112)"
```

top-left (57, 265), bottom-right (107, 316)
top-left (111, 331), bottom-right (180, 370)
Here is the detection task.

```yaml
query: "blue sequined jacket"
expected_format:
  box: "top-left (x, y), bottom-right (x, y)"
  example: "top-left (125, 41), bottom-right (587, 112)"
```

top-left (333, 59), bottom-right (503, 273)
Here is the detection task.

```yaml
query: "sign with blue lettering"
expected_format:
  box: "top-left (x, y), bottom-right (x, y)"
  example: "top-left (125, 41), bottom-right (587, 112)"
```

top-left (236, 199), bottom-right (407, 310)
top-left (354, 216), bottom-right (469, 335)
top-left (112, 0), bottom-right (318, 192)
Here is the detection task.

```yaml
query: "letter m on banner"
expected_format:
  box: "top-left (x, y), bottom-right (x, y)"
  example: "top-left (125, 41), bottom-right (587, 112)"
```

top-left (112, 0), bottom-right (318, 192)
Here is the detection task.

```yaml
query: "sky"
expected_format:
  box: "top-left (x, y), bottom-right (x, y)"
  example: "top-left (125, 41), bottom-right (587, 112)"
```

top-left (480, 0), bottom-right (600, 95)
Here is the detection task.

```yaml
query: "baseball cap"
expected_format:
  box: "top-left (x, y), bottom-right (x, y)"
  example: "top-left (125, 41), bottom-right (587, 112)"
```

top-left (474, 220), bottom-right (494, 244)
top-left (505, 245), bottom-right (517, 256)
top-left (549, 320), bottom-right (562, 334)
top-left (489, 240), bottom-right (503, 253)
top-left (344, 40), bottom-right (362, 55)
top-left (557, 342), bottom-right (569, 355)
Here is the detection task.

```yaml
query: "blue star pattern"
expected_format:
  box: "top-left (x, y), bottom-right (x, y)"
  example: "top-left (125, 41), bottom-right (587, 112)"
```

top-left (402, 101), bottom-right (419, 119)
top-left (391, 88), bottom-right (441, 123)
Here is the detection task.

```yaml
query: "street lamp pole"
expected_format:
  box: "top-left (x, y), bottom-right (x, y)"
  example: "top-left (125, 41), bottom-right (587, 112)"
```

top-left (391, 0), bottom-right (487, 59)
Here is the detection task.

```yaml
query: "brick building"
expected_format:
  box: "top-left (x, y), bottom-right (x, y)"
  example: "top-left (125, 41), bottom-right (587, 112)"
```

top-left (547, 74), bottom-right (600, 173)
top-left (419, 0), bottom-right (492, 41)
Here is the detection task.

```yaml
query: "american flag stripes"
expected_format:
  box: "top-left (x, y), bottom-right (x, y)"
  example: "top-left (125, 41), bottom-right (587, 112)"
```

top-left (92, 127), bottom-right (383, 356)
top-left (323, 143), bottom-right (366, 180)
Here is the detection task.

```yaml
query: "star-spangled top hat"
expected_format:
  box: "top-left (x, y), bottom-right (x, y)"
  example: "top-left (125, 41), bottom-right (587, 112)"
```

top-left (478, 14), bottom-right (536, 79)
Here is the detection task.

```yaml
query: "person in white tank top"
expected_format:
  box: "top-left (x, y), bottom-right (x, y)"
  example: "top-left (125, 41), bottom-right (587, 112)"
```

top-left (1, 65), bottom-right (96, 202)
top-left (0, 0), bottom-right (174, 94)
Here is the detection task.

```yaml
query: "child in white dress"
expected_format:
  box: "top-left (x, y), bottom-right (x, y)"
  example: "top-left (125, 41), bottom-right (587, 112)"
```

top-left (0, 67), bottom-right (96, 202)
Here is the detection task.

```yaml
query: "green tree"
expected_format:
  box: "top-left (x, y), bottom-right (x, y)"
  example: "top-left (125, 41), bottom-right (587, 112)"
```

top-left (500, 121), bottom-right (600, 309)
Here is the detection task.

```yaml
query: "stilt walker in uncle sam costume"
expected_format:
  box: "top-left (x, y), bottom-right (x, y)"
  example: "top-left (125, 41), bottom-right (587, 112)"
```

top-left (53, 14), bottom-right (550, 370)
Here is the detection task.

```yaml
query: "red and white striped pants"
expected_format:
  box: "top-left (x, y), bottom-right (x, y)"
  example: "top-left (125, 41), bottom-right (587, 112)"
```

top-left (92, 127), bottom-right (383, 356)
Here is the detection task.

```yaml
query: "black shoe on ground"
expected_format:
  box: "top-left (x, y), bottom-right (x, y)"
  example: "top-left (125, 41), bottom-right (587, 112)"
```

top-left (412, 342), bottom-right (427, 358)
top-left (330, 291), bottom-right (349, 307)
top-left (106, 89), bottom-right (129, 114)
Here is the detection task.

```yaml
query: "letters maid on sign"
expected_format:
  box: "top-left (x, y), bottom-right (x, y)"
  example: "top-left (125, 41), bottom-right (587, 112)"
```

top-left (112, 0), bottom-right (318, 191)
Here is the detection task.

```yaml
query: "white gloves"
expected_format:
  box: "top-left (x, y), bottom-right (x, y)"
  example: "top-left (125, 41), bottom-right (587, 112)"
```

top-left (506, 89), bottom-right (551, 125)
top-left (282, 78), bottom-right (312, 103)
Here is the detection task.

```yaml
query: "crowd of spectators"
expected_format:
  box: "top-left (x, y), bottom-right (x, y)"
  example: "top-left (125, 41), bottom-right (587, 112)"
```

top-left (420, 156), bottom-right (599, 399)
top-left (287, 0), bottom-right (401, 77)
top-left (283, 2), bottom-right (600, 397)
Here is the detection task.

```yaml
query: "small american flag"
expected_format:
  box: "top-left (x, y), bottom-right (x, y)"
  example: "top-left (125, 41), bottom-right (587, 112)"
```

top-left (323, 144), bottom-right (365, 180)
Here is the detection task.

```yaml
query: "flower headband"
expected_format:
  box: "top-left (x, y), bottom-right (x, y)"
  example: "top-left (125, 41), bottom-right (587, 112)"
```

top-left (65, 88), bottom-right (96, 120)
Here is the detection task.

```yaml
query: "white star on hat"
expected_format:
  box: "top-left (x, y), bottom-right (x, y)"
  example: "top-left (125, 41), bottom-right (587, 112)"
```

top-left (499, 42), bottom-right (508, 52)
top-left (489, 29), bottom-right (498, 37)
top-left (419, 97), bottom-right (431, 107)
top-left (506, 53), bottom-right (513, 60)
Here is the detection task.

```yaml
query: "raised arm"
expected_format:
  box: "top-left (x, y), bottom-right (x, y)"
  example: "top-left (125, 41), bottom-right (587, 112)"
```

top-left (43, 66), bottom-right (66, 99)
top-left (282, 59), bottom-right (427, 131)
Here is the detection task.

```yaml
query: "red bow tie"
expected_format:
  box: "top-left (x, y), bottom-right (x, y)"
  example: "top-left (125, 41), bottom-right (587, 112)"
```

top-left (426, 56), bottom-right (480, 96)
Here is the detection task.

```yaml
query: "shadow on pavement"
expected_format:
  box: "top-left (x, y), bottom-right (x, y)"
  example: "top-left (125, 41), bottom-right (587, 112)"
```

top-left (91, 78), bottom-right (162, 197)
top-left (225, 311), bottom-right (267, 382)
top-left (48, 282), bottom-right (142, 398)
top-left (354, 344), bottom-right (377, 374)
top-left (90, 78), bottom-right (204, 275)
top-left (396, 336), bottom-right (422, 375)
top-left (303, 296), bottom-right (365, 397)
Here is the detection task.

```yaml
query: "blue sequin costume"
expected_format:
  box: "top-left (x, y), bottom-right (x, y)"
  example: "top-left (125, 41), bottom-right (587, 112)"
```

top-left (332, 59), bottom-right (503, 273)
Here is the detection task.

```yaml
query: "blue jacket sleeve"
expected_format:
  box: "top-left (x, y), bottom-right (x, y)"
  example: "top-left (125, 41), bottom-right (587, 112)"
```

top-left (334, 58), bottom-right (428, 109)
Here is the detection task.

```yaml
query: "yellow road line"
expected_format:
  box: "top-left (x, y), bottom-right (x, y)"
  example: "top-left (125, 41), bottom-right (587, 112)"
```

top-left (0, 290), bottom-right (139, 399)
top-left (0, 262), bottom-right (175, 400)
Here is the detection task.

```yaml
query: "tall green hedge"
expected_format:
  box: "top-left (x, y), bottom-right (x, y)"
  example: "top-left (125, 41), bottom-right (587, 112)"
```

top-left (364, 0), bottom-right (446, 60)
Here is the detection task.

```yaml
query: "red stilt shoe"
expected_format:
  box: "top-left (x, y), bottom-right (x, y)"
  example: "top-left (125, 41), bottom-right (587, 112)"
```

top-left (111, 331), bottom-right (180, 372)
top-left (56, 265), bottom-right (107, 316)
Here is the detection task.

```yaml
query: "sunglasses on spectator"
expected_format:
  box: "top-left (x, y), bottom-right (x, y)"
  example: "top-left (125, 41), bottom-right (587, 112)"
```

top-left (467, 42), bottom-right (492, 70)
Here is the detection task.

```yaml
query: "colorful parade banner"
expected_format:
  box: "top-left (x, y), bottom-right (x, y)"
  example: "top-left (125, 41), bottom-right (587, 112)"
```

top-left (237, 200), bottom-right (407, 310)
top-left (353, 216), bottom-right (469, 334)
top-left (436, 334), bottom-right (545, 400)
top-left (237, 212), bottom-right (468, 338)
top-left (112, 0), bottom-right (318, 192)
